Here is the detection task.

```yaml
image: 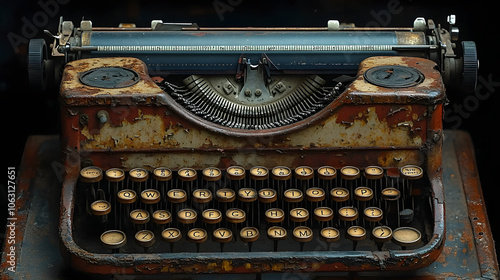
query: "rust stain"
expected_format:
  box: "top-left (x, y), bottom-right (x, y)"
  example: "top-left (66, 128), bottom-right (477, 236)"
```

top-left (55, 56), bottom-right (450, 275)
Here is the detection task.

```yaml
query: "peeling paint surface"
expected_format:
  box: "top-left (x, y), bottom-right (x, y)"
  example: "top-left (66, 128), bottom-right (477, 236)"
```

top-left (52, 56), bottom-right (456, 275)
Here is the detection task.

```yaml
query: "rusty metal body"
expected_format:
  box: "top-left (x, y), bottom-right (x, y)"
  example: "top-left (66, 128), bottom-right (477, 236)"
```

top-left (3, 131), bottom-right (498, 279)
top-left (56, 55), bottom-right (447, 275)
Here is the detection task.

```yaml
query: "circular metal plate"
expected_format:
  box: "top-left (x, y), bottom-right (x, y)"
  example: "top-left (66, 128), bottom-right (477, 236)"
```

top-left (364, 65), bottom-right (424, 88)
top-left (79, 67), bottom-right (139, 88)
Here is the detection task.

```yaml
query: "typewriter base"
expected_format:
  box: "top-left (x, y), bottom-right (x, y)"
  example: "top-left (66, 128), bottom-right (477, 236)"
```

top-left (1, 130), bottom-right (498, 279)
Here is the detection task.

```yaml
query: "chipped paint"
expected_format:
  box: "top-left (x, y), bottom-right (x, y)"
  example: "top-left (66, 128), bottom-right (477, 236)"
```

top-left (56, 56), bottom-right (450, 274)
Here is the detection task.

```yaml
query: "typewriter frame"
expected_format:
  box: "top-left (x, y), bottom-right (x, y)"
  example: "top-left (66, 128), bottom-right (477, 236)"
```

top-left (58, 56), bottom-right (445, 274)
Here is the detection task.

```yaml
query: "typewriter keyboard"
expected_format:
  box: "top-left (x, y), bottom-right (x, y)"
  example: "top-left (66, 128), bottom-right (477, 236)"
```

top-left (74, 165), bottom-right (432, 254)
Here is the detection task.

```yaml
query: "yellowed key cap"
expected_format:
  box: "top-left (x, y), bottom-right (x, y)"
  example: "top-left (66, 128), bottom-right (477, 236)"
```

top-left (101, 230), bottom-right (127, 251)
top-left (141, 189), bottom-right (161, 204)
top-left (130, 209), bottom-right (150, 225)
top-left (364, 166), bottom-right (384, 180)
top-left (340, 166), bottom-right (360, 180)
top-left (135, 229), bottom-right (155, 248)
top-left (105, 168), bottom-right (125, 182)
top-left (129, 168), bottom-right (149, 182)
top-left (400, 165), bottom-right (423, 180)
top-left (152, 210), bottom-right (172, 225)
top-left (178, 167), bottom-right (197, 182)
top-left (90, 200), bottom-right (111, 216)
top-left (338, 206), bottom-right (358, 222)
top-left (272, 166), bottom-right (292, 180)
top-left (202, 167), bottom-right (222, 181)
top-left (392, 227), bottom-right (422, 248)
top-left (294, 166), bottom-right (314, 180)
top-left (117, 189), bottom-right (137, 204)
top-left (152, 167), bottom-right (172, 181)
top-left (226, 166), bottom-right (245, 181)
top-left (317, 166), bottom-right (337, 180)
top-left (80, 166), bottom-right (103, 183)
top-left (265, 208), bottom-right (285, 223)
top-left (249, 166), bottom-right (269, 180)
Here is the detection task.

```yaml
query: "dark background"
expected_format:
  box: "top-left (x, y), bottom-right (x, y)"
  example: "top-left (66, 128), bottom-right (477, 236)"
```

top-left (1, 0), bottom-right (498, 262)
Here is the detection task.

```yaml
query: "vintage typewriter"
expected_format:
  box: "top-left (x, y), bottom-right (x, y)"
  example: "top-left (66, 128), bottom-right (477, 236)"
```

top-left (26, 15), bottom-right (478, 276)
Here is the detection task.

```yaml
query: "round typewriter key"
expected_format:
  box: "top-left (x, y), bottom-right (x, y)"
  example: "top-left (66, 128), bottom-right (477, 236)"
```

top-left (364, 166), bottom-right (384, 180)
top-left (129, 168), bottom-right (149, 182)
top-left (202, 209), bottom-right (222, 224)
top-left (216, 188), bottom-right (236, 203)
top-left (213, 228), bottom-right (233, 252)
top-left (117, 189), bottom-right (137, 204)
top-left (130, 209), bottom-right (150, 225)
top-left (265, 208), bottom-right (285, 223)
top-left (240, 227), bottom-right (259, 252)
top-left (340, 166), bottom-right (360, 180)
top-left (187, 228), bottom-right (208, 243)
top-left (313, 207), bottom-right (334, 222)
top-left (354, 187), bottom-right (373, 201)
top-left (267, 226), bottom-right (287, 241)
top-left (80, 166), bottom-right (103, 183)
top-left (267, 226), bottom-right (287, 251)
top-left (238, 188), bottom-right (257, 202)
top-left (372, 226), bottom-right (393, 250)
top-left (294, 166), bottom-right (314, 180)
top-left (202, 167), bottom-right (221, 181)
top-left (338, 206), bottom-right (358, 222)
top-left (105, 168), bottom-right (125, 182)
top-left (187, 228), bottom-right (207, 252)
top-left (272, 166), bottom-right (292, 180)
top-left (392, 227), bottom-right (422, 249)
top-left (363, 207), bottom-right (383, 222)
top-left (213, 228), bottom-right (233, 250)
top-left (306, 187), bottom-right (325, 202)
top-left (178, 208), bottom-right (197, 225)
top-left (381, 188), bottom-right (401, 201)
top-left (347, 226), bottom-right (366, 251)
top-left (152, 167), bottom-right (172, 181)
top-left (290, 207), bottom-right (309, 223)
top-left (330, 187), bottom-right (350, 202)
top-left (293, 226), bottom-right (313, 242)
top-left (141, 189), bottom-right (161, 204)
top-left (250, 166), bottom-right (269, 180)
top-left (400, 165), bottom-right (423, 180)
top-left (101, 230), bottom-right (127, 251)
top-left (320, 227), bottom-right (340, 243)
top-left (161, 227), bottom-right (181, 252)
top-left (226, 166), bottom-right (246, 181)
top-left (192, 189), bottom-right (212, 204)
top-left (90, 200), bottom-right (111, 216)
top-left (167, 189), bottom-right (187, 203)
top-left (347, 226), bottom-right (366, 241)
top-left (161, 228), bottom-right (182, 242)
top-left (292, 226), bottom-right (313, 251)
top-left (135, 229), bottom-right (155, 248)
top-left (152, 210), bottom-right (172, 225)
top-left (178, 167), bottom-right (197, 182)
top-left (226, 208), bottom-right (246, 224)
top-left (318, 166), bottom-right (337, 180)
top-left (258, 188), bottom-right (277, 203)
top-left (284, 189), bottom-right (303, 203)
